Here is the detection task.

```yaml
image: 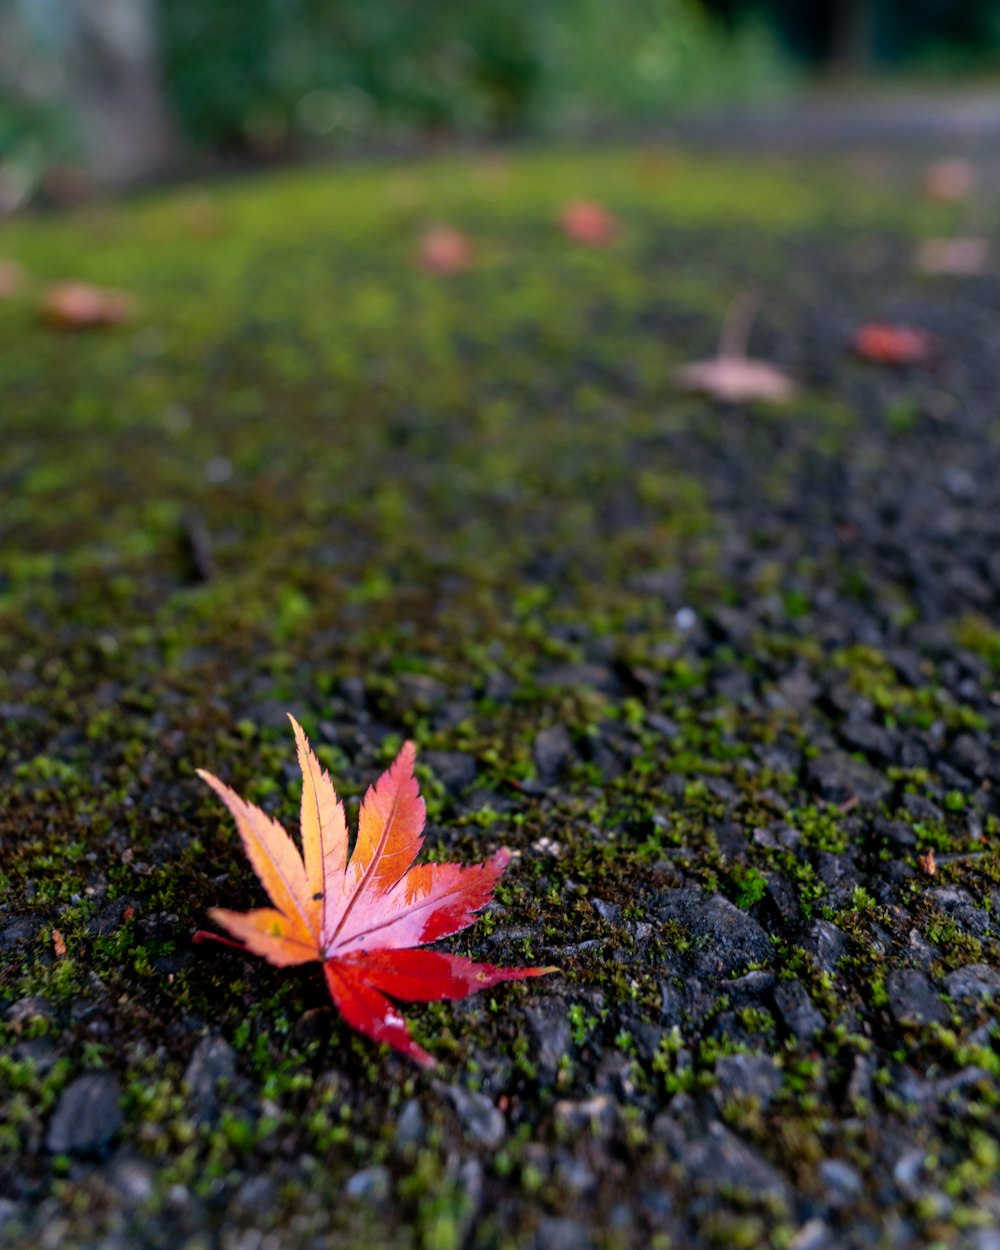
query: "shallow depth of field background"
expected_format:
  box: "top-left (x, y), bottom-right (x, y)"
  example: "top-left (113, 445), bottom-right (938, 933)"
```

top-left (3, 1), bottom-right (1000, 197)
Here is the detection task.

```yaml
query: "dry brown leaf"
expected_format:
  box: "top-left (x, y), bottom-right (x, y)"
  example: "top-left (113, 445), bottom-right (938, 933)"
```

top-left (674, 291), bottom-right (797, 404)
top-left (41, 282), bottom-right (135, 328)
top-left (560, 200), bottom-right (618, 246)
top-left (0, 259), bottom-right (25, 298)
top-left (674, 356), bottom-right (797, 404)
top-left (418, 226), bottom-right (473, 274)
top-left (915, 237), bottom-right (988, 277)
top-left (923, 158), bottom-right (976, 203)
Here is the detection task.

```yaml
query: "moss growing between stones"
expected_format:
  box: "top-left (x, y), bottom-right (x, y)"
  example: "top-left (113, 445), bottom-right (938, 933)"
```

top-left (1, 142), bottom-right (999, 1248)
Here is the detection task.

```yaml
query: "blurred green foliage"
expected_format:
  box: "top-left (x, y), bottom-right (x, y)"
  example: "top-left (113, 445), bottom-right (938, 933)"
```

top-left (161, 0), bottom-right (788, 150)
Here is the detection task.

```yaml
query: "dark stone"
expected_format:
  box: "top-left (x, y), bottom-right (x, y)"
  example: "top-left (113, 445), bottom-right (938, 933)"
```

top-left (886, 969), bottom-right (949, 1027)
top-left (713, 667), bottom-right (753, 701)
top-left (232, 1174), bottom-right (276, 1220)
top-left (774, 980), bottom-right (825, 1043)
top-left (847, 1055), bottom-right (873, 1107)
top-left (13, 1038), bottom-right (58, 1074)
top-left (901, 792), bottom-right (942, 823)
top-left (534, 1217), bottom-right (594, 1250)
top-left (395, 673), bottom-right (447, 711)
top-left (442, 1085), bottom-right (505, 1149)
top-left (726, 970), bottom-right (776, 1005)
top-left (685, 1122), bottom-right (790, 1205)
top-left (944, 964), bottom-right (1000, 1001)
top-left (949, 733), bottom-right (995, 781)
top-left (394, 1098), bottom-right (424, 1149)
top-left (0, 1200), bottom-right (23, 1232)
top-left (344, 1166), bottom-right (391, 1202)
top-left (806, 750), bottom-right (892, 805)
top-left (765, 872), bottom-right (801, 925)
top-left (555, 1153), bottom-right (596, 1195)
top-left (713, 1053), bottom-right (782, 1107)
top-left (630, 1019), bottom-right (666, 1062)
top-left (110, 1157), bottom-right (154, 1204)
top-left (652, 891), bottom-right (772, 976)
top-left (926, 888), bottom-right (991, 939)
top-left (533, 724), bottom-right (573, 777)
top-left (524, 998), bottom-right (571, 1080)
top-left (423, 749), bottom-right (477, 791)
top-left (875, 818), bottom-right (917, 849)
top-left (773, 667), bottom-right (820, 712)
top-left (4, 996), bottom-right (53, 1031)
top-left (819, 1158), bottom-right (863, 1205)
top-left (815, 852), bottom-right (861, 907)
top-left (553, 1095), bottom-right (615, 1139)
top-left (0, 917), bottom-right (44, 950)
top-left (658, 980), bottom-right (685, 1027)
top-left (537, 662), bottom-right (618, 694)
top-left (183, 1034), bottom-right (236, 1107)
top-left (46, 1073), bottom-right (123, 1155)
top-left (591, 897), bottom-right (622, 924)
top-left (932, 1066), bottom-right (993, 1101)
top-left (787, 1219), bottom-right (836, 1250)
top-left (840, 717), bottom-right (895, 761)
top-left (803, 920), bottom-right (847, 975)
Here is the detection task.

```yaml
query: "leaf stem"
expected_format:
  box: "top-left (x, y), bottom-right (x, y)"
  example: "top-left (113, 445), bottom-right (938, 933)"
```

top-left (718, 288), bottom-right (760, 360)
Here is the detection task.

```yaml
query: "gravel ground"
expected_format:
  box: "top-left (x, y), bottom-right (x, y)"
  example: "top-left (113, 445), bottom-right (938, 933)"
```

top-left (1, 122), bottom-right (1000, 1250)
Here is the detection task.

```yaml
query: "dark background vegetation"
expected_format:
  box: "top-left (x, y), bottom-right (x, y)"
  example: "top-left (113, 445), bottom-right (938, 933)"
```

top-left (3, 0), bottom-right (1000, 194)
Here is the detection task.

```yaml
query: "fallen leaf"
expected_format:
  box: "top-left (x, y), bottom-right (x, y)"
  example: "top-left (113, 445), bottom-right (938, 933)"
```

top-left (52, 929), bottom-right (67, 958)
top-left (418, 226), bottom-right (473, 274)
top-left (194, 718), bottom-right (556, 1067)
top-left (851, 323), bottom-right (934, 366)
top-left (0, 259), bottom-right (25, 298)
top-left (915, 237), bottom-right (988, 277)
top-left (41, 282), bottom-right (134, 328)
top-left (674, 290), bottom-right (797, 404)
top-left (560, 200), bottom-right (617, 246)
top-left (674, 356), bottom-right (797, 404)
top-left (923, 157), bottom-right (975, 203)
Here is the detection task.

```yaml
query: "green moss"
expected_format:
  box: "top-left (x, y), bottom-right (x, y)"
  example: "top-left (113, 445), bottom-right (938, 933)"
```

top-left (1, 141), bottom-right (998, 1250)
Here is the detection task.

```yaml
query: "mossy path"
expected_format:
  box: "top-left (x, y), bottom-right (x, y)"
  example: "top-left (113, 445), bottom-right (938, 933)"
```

top-left (2, 145), bottom-right (999, 1249)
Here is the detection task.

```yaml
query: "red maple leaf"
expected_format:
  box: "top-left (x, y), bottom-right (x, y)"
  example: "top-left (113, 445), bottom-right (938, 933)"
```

top-left (851, 323), bottom-right (934, 366)
top-left (194, 718), bottom-right (556, 1066)
top-left (418, 225), bottom-right (474, 274)
top-left (560, 200), bottom-right (618, 246)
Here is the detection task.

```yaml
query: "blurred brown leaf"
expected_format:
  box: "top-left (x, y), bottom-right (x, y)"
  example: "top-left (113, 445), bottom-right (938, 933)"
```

top-left (674, 290), bottom-right (796, 404)
top-left (923, 158), bottom-right (976, 203)
top-left (418, 226), bottom-right (473, 274)
top-left (675, 356), bottom-right (797, 404)
top-left (915, 237), bottom-right (988, 277)
top-left (41, 282), bottom-right (135, 328)
top-left (560, 200), bottom-right (617, 246)
top-left (0, 259), bottom-right (25, 298)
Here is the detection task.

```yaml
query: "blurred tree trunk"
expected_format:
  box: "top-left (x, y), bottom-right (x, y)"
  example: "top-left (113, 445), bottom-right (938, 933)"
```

top-left (0, 0), bottom-right (176, 187)
top-left (829, 0), bottom-right (877, 73)
top-left (68, 0), bottom-right (176, 184)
